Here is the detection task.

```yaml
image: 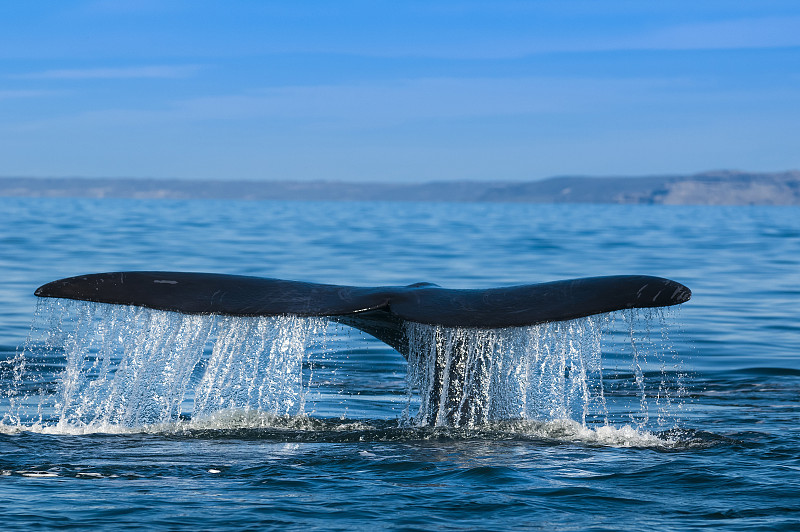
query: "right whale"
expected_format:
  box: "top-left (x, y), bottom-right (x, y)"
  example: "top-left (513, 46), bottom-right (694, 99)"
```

top-left (35, 272), bottom-right (691, 425)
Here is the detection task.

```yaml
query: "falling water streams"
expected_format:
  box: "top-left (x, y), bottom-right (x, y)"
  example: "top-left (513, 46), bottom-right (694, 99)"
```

top-left (1, 299), bottom-right (685, 438)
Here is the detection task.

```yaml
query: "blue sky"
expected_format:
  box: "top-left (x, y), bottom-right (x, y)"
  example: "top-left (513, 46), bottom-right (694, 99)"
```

top-left (2, 1), bottom-right (799, 182)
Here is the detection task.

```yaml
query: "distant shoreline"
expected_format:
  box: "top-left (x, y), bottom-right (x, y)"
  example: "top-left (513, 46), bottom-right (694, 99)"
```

top-left (1, 170), bottom-right (798, 205)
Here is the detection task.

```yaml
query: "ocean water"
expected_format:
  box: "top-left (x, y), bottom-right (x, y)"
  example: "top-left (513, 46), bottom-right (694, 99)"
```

top-left (0, 197), bottom-right (798, 530)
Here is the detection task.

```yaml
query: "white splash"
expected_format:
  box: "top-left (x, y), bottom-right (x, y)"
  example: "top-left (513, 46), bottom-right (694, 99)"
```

top-left (404, 316), bottom-right (607, 427)
top-left (1, 299), bottom-right (686, 436)
top-left (192, 315), bottom-right (322, 419)
top-left (403, 309), bottom-right (685, 429)
top-left (3, 300), bottom-right (326, 431)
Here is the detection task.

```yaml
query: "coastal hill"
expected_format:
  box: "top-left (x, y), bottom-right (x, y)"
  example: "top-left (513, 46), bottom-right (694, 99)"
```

top-left (1, 170), bottom-right (798, 205)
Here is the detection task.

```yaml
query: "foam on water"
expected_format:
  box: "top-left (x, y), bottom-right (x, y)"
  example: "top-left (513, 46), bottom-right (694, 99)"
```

top-left (0, 410), bottom-right (699, 450)
top-left (1, 298), bottom-right (687, 447)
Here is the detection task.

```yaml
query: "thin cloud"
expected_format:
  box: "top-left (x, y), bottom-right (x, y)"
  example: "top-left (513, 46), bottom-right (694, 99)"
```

top-left (4, 76), bottom-right (687, 135)
top-left (169, 77), bottom-right (688, 125)
top-left (29, 76), bottom-right (685, 132)
top-left (337, 15), bottom-right (800, 59)
top-left (633, 16), bottom-right (800, 51)
top-left (0, 89), bottom-right (60, 100)
top-left (12, 65), bottom-right (203, 80)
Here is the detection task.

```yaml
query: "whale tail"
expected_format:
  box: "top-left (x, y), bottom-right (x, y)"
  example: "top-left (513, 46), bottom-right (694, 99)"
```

top-left (35, 272), bottom-right (691, 425)
top-left (35, 271), bottom-right (691, 357)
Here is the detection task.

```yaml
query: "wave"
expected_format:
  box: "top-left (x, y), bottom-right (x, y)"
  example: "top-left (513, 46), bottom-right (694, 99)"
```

top-left (0, 409), bottom-right (719, 451)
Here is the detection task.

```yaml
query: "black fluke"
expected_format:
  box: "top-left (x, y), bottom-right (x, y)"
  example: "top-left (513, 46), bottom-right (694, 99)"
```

top-left (35, 272), bottom-right (691, 356)
top-left (35, 272), bottom-right (691, 425)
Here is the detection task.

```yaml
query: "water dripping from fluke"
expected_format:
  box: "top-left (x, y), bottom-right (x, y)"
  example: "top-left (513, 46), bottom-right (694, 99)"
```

top-left (1, 298), bottom-right (690, 446)
top-left (1, 300), bottom-right (327, 432)
top-left (403, 317), bottom-right (606, 428)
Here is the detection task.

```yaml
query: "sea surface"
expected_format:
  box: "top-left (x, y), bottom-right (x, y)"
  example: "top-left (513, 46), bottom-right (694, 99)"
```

top-left (0, 197), bottom-right (798, 531)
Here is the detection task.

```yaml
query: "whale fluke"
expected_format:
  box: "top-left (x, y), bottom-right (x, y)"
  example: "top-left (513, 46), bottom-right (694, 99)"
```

top-left (35, 272), bottom-right (690, 356)
top-left (35, 272), bottom-right (691, 425)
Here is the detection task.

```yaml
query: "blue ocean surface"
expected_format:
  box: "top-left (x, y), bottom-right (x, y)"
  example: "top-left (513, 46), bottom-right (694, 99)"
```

top-left (0, 198), bottom-right (798, 530)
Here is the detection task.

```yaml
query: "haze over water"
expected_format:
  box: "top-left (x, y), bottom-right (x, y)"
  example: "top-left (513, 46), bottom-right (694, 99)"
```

top-left (1, 198), bottom-right (798, 530)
